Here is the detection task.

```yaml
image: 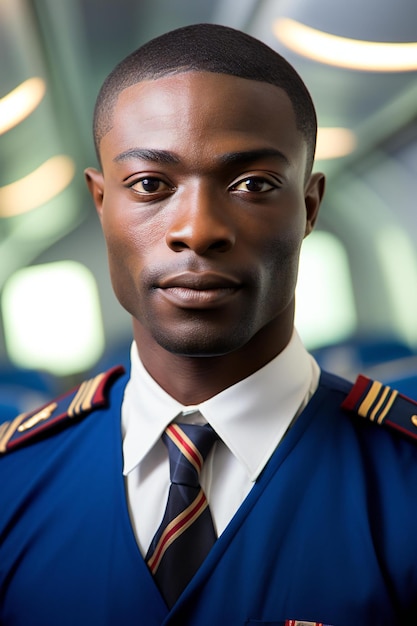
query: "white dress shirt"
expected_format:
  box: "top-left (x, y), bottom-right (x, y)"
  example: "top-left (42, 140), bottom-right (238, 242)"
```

top-left (122, 329), bottom-right (320, 555)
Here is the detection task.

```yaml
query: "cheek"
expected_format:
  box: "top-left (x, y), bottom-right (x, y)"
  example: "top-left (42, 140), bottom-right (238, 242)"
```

top-left (260, 209), bottom-right (305, 267)
top-left (100, 201), bottom-right (172, 319)
top-left (105, 238), bottom-right (138, 313)
top-left (100, 212), bottom-right (144, 309)
top-left (101, 204), bottom-right (151, 267)
top-left (256, 218), bottom-right (305, 304)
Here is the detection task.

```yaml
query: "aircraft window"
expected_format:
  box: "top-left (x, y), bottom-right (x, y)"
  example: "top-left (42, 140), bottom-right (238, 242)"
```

top-left (296, 230), bottom-right (357, 349)
top-left (375, 226), bottom-right (417, 346)
top-left (1, 261), bottom-right (105, 376)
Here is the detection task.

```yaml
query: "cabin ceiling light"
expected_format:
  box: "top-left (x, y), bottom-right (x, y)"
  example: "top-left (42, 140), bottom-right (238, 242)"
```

top-left (0, 77), bottom-right (46, 135)
top-left (0, 155), bottom-right (75, 217)
top-left (316, 127), bottom-right (357, 160)
top-left (274, 18), bottom-right (417, 71)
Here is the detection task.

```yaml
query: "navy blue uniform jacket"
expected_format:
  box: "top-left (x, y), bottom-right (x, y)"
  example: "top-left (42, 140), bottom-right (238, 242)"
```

top-left (1, 368), bottom-right (417, 625)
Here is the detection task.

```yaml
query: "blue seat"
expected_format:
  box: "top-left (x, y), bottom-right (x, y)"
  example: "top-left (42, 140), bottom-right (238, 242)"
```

top-left (0, 364), bottom-right (59, 421)
top-left (312, 336), bottom-right (415, 380)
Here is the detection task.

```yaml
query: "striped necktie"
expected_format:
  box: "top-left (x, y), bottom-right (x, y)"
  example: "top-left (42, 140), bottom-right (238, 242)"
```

top-left (146, 422), bottom-right (218, 607)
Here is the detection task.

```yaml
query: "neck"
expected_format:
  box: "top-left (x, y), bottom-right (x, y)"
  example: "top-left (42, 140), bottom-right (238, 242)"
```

top-left (132, 317), bottom-right (294, 405)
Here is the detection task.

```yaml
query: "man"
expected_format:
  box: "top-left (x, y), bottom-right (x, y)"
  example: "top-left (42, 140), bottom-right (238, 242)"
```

top-left (1, 23), bottom-right (417, 626)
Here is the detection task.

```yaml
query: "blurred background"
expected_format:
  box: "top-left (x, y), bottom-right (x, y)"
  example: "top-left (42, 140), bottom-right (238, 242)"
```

top-left (1, 0), bottom-right (417, 415)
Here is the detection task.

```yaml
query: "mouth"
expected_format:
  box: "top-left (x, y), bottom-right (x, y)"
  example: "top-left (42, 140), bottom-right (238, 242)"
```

top-left (156, 271), bottom-right (242, 308)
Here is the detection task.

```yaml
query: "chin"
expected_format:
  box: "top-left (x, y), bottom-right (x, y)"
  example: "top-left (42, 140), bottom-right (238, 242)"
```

top-left (152, 326), bottom-right (249, 358)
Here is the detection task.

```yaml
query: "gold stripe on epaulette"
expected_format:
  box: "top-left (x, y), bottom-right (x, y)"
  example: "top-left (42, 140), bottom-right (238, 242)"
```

top-left (0, 420), bottom-right (10, 443)
top-left (358, 381), bottom-right (398, 424)
top-left (358, 381), bottom-right (382, 419)
top-left (17, 402), bottom-right (58, 433)
top-left (67, 372), bottom-right (106, 418)
top-left (81, 373), bottom-right (105, 411)
top-left (370, 386), bottom-right (390, 422)
top-left (376, 389), bottom-right (398, 424)
top-left (67, 380), bottom-right (89, 417)
top-left (0, 413), bottom-right (28, 453)
top-left (68, 381), bottom-right (85, 417)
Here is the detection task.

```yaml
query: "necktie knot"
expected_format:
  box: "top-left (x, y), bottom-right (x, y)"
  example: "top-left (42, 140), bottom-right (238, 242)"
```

top-left (163, 423), bottom-right (217, 487)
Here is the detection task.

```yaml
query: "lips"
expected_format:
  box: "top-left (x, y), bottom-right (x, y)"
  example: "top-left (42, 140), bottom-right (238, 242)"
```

top-left (156, 271), bottom-right (242, 308)
top-left (158, 271), bottom-right (241, 290)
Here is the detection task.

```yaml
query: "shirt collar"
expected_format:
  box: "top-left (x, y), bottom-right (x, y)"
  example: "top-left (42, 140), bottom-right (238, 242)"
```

top-left (122, 329), bottom-right (319, 480)
top-left (122, 345), bottom-right (184, 474)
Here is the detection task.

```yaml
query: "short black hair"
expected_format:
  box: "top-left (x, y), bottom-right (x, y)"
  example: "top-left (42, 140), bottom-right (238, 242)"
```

top-left (93, 23), bottom-right (317, 174)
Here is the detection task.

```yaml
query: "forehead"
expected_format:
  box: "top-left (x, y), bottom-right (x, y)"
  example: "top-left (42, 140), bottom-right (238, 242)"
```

top-left (100, 71), bottom-right (306, 170)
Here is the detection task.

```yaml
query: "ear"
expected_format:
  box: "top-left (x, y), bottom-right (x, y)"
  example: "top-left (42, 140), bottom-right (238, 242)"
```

top-left (84, 167), bottom-right (105, 220)
top-left (304, 172), bottom-right (325, 237)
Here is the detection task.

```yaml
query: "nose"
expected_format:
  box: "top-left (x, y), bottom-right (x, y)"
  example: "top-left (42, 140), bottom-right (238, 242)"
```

top-left (165, 185), bottom-right (236, 255)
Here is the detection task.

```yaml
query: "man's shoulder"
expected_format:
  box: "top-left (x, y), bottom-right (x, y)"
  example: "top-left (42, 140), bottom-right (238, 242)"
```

top-left (0, 365), bottom-right (126, 455)
top-left (320, 369), bottom-right (417, 445)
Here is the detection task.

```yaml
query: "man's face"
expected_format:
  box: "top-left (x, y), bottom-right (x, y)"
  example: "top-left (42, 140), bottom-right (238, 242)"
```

top-left (87, 71), bottom-right (323, 358)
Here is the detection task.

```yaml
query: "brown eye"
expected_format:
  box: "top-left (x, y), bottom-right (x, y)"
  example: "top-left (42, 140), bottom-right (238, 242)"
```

top-left (131, 177), bottom-right (169, 194)
top-left (232, 177), bottom-right (275, 193)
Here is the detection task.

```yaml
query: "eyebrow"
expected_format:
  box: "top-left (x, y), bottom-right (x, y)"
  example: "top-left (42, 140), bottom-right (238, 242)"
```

top-left (113, 148), bottom-right (180, 164)
top-left (113, 146), bottom-right (290, 167)
top-left (218, 148), bottom-right (290, 167)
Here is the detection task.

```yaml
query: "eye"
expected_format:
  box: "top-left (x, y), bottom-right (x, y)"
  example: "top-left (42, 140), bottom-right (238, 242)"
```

top-left (129, 177), bottom-right (172, 195)
top-left (231, 176), bottom-right (276, 193)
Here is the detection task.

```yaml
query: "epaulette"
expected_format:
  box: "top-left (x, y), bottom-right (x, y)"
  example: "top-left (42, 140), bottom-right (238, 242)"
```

top-left (342, 374), bottom-right (417, 442)
top-left (0, 365), bottom-right (125, 455)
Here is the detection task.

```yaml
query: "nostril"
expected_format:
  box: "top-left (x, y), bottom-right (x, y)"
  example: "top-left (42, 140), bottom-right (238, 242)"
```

top-left (210, 239), bottom-right (232, 252)
top-left (168, 237), bottom-right (233, 254)
top-left (168, 238), bottom-right (190, 252)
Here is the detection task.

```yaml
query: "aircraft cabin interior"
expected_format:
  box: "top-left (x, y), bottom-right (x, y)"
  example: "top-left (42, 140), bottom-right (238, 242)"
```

top-left (0, 0), bottom-right (417, 416)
